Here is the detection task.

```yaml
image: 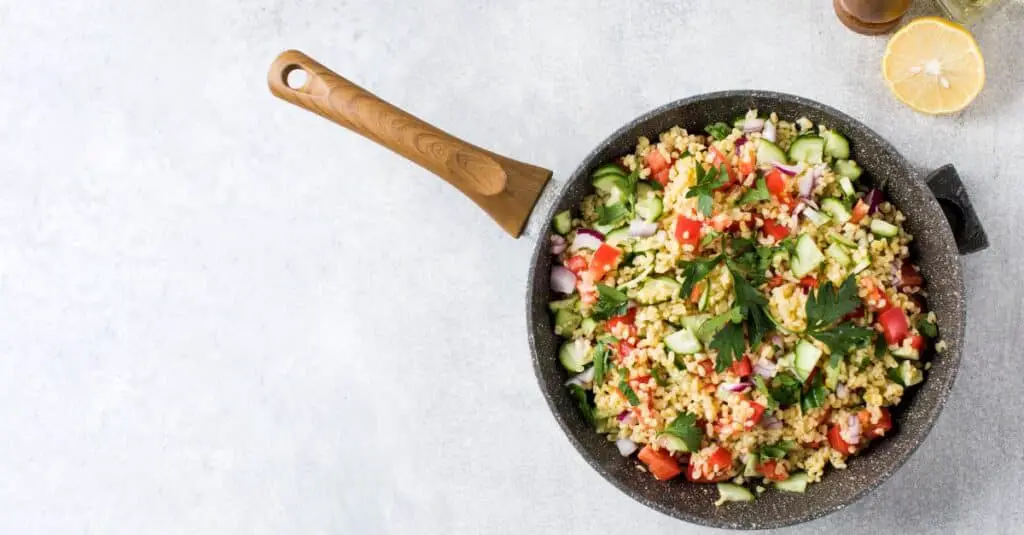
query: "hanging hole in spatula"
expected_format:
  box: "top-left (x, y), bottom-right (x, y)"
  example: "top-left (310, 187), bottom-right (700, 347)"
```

top-left (284, 66), bottom-right (309, 90)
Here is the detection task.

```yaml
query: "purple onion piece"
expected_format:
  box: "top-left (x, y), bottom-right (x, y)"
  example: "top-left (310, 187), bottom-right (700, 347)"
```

top-left (629, 219), bottom-right (658, 237)
top-left (797, 172), bottom-right (815, 198)
top-left (772, 162), bottom-right (802, 176)
top-left (616, 410), bottom-right (632, 422)
top-left (565, 366), bottom-right (595, 387)
top-left (550, 234), bottom-right (567, 255)
top-left (753, 359), bottom-right (777, 379)
top-left (550, 266), bottom-right (577, 294)
top-left (569, 231), bottom-right (603, 252)
top-left (735, 136), bottom-right (748, 149)
top-left (615, 438), bottom-right (638, 457)
top-left (743, 118), bottom-right (765, 133)
top-left (720, 381), bottom-right (753, 393)
top-left (846, 414), bottom-right (862, 445)
top-left (762, 120), bottom-right (777, 142)
top-left (836, 383), bottom-right (849, 400)
top-left (762, 415), bottom-right (783, 430)
top-left (864, 189), bottom-right (884, 214)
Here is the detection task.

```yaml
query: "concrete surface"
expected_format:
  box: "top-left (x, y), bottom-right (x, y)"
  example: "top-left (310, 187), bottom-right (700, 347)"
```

top-left (1, 1), bottom-right (1022, 533)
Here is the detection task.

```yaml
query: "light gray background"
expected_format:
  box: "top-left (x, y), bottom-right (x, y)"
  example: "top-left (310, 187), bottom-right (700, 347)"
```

top-left (1, 1), bottom-right (1022, 533)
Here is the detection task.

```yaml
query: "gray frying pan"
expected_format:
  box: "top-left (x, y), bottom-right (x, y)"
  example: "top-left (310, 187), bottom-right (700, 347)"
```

top-left (268, 50), bottom-right (987, 529)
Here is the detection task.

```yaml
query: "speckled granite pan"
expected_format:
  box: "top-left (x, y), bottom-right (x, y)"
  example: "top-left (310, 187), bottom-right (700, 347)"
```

top-left (526, 91), bottom-right (987, 530)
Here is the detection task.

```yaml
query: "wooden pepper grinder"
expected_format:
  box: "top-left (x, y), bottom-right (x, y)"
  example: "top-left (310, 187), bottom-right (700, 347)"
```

top-left (834, 0), bottom-right (913, 35)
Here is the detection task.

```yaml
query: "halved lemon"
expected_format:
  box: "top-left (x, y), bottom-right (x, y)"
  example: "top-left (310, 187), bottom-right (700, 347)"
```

top-left (882, 17), bottom-right (985, 115)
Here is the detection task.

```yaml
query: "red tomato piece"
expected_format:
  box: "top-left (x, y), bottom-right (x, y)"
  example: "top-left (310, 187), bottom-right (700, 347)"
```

top-left (653, 168), bottom-right (670, 186)
top-left (698, 359), bottom-right (715, 376)
top-left (767, 274), bottom-right (787, 288)
top-left (708, 146), bottom-right (737, 188)
top-left (799, 276), bottom-right (819, 289)
top-left (879, 307), bottom-right (910, 345)
top-left (851, 199), bottom-right (870, 224)
top-left (731, 355), bottom-right (752, 378)
top-left (909, 335), bottom-right (926, 351)
top-left (747, 402), bottom-right (765, 426)
top-left (646, 150), bottom-right (670, 173)
top-left (762, 219), bottom-right (790, 241)
top-left (638, 445), bottom-right (682, 481)
top-left (686, 447), bottom-right (734, 483)
top-left (565, 255), bottom-right (588, 274)
top-left (737, 150), bottom-right (757, 176)
top-left (900, 263), bottom-right (924, 288)
top-left (858, 408), bottom-right (893, 439)
top-left (828, 424), bottom-right (856, 455)
top-left (617, 340), bottom-right (635, 359)
top-left (674, 216), bottom-right (703, 247)
top-left (588, 243), bottom-right (622, 281)
top-left (765, 168), bottom-right (787, 197)
top-left (756, 460), bottom-right (789, 482)
top-left (607, 308), bottom-right (636, 330)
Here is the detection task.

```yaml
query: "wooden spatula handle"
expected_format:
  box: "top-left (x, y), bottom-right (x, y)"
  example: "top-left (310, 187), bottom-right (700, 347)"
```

top-left (268, 50), bottom-right (552, 237)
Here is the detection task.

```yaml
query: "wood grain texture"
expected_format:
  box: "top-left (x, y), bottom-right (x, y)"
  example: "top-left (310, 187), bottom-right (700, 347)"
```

top-left (268, 50), bottom-right (552, 237)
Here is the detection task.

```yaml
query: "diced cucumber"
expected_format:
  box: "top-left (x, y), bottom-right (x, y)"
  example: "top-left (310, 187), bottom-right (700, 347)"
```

top-left (802, 207), bottom-right (831, 227)
top-left (716, 483), bottom-right (755, 503)
top-left (870, 219), bottom-right (899, 238)
top-left (665, 328), bottom-right (703, 355)
top-left (775, 472), bottom-right (810, 493)
top-left (794, 340), bottom-right (823, 382)
top-left (553, 210), bottom-right (572, 235)
top-left (827, 232), bottom-right (857, 248)
top-left (851, 260), bottom-right (871, 274)
top-left (554, 309), bottom-right (581, 337)
top-left (605, 226), bottom-right (632, 246)
top-left (655, 433), bottom-right (691, 453)
top-left (636, 195), bottom-right (664, 222)
top-left (548, 295), bottom-right (579, 313)
top-left (559, 340), bottom-right (591, 373)
top-left (791, 234), bottom-right (825, 278)
top-left (823, 130), bottom-right (851, 160)
top-left (733, 117), bottom-right (746, 129)
top-left (592, 173), bottom-right (623, 192)
top-left (826, 243), bottom-right (852, 266)
top-left (787, 136), bottom-right (825, 164)
top-left (757, 139), bottom-right (788, 166)
top-left (606, 184), bottom-right (627, 206)
top-left (898, 360), bottom-right (924, 386)
top-left (743, 454), bottom-right (759, 477)
top-left (777, 352), bottom-right (796, 371)
top-left (636, 276), bottom-right (682, 305)
top-left (698, 283), bottom-right (710, 311)
top-left (834, 159), bottom-right (863, 180)
top-left (821, 198), bottom-right (851, 225)
top-left (892, 344), bottom-right (920, 360)
top-left (838, 176), bottom-right (855, 198)
top-left (594, 220), bottom-right (622, 235)
top-left (580, 317), bottom-right (598, 336)
top-left (592, 164), bottom-right (626, 180)
top-left (824, 360), bottom-right (841, 390)
top-left (681, 314), bottom-right (715, 345)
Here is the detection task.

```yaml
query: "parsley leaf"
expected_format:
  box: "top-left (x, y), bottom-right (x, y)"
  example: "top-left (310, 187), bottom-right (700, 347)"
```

top-left (597, 202), bottom-right (629, 226)
top-left (700, 230), bottom-right (721, 248)
top-left (768, 372), bottom-right (802, 407)
top-left (704, 122), bottom-right (731, 140)
top-left (710, 322), bottom-right (746, 372)
top-left (753, 376), bottom-right (778, 414)
top-left (917, 317), bottom-right (938, 338)
top-left (568, 384), bottom-right (595, 425)
top-left (809, 322), bottom-right (876, 356)
top-left (652, 365), bottom-right (669, 387)
top-left (800, 373), bottom-right (826, 412)
top-left (696, 306), bottom-right (743, 342)
top-left (874, 332), bottom-right (888, 358)
top-left (619, 378), bottom-right (641, 406)
top-left (663, 412), bottom-right (704, 452)
top-left (731, 269), bottom-right (772, 348)
top-left (678, 256), bottom-right (721, 298)
top-left (758, 440), bottom-right (796, 460)
top-left (686, 163), bottom-right (729, 217)
top-left (806, 276), bottom-right (862, 331)
top-left (593, 344), bottom-right (609, 385)
top-left (738, 176), bottom-right (770, 205)
top-left (592, 284), bottom-right (628, 320)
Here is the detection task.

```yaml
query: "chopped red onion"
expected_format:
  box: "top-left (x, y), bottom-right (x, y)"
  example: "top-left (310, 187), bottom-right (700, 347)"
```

top-left (762, 120), bottom-right (777, 142)
top-left (864, 189), bottom-right (884, 214)
top-left (564, 366), bottom-right (595, 387)
top-left (753, 359), bottom-right (777, 379)
top-left (720, 381), bottom-right (753, 394)
top-left (735, 136), bottom-right (748, 149)
top-left (550, 234), bottom-right (567, 255)
top-left (792, 202), bottom-right (806, 217)
top-left (845, 414), bottom-right (862, 445)
top-left (797, 172), bottom-right (815, 198)
top-left (629, 219), bottom-right (658, 237)
top-left (616, 410), bottom-right (637, 426)
top-left (771, 334), bottom-right (784, 347)
top-left (803, 198), bottom-right (819, 211)
top-left (615, 438), bottom-right (638, 457)
top-left (743, 118), bottom-right (765, 133)
top-left (551, 266), bottom-right (577, 294)
top-left (762, 415), bottom-right (783, 430)
top-left (569, 230), bottom-right (603, 251)
top-left (772, 162), bottom-right (802, 176)
top-left (891, 260), bottom-right (902, 287)
top-left (836, 383), bottom-right (849, 400)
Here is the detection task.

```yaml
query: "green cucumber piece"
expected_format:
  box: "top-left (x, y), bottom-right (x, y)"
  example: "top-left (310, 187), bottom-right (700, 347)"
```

top-left (870, 219), bottom-right (899, 238)
top-left (636, 195), bottom-right (664, 222)
top-left (834, 159), bottom-right (863, 180)
top-left (698, 283), bottom-right (710, 311)
top-left (757, 140), bottom-right (788, 166)
top-left (680, 314), bottom-right (714, 345)
top-left (665, 328), bottom-right (702, 355)
top-left (827, 232), bottom-right (857, 248)
top-left (592, 173), bottom-right (623, 192)
top-left (655, 433), bottom-right (691, 453)
top-left (580, 317), bottom-right (598, 336)
top-left (794, 340), bottom-right (823, 382)
top-left (824, 359), bottom-right (840, 389)
top-left (802, 207), bottom-right (831, 227)
top-left (554, 309), bottom-right (581, 337)
top-left (716, 483), bottom-right (755, 503)
top-left (559, 340), bottom-right (591, 373)
top-left (791, 234), bottom-right (825, 278)
top-left (892, 344), bottom-right (920, 360)
top-left (821, 198), bottom-right (851, 225)
top-left (553, 210), bottom-right (572, 235)
top-left (823, 130), bottom-right (851, 160)
top-left (605, 226), bottom-right (632, 247)
top-left (592, 164), bottom-right (626, 180)
top-left (775, 472), bottom-right (810, 493)
top-left (548, 295), bottom-right (579, 313)
top-left (826, 243), bottom-right (852, 266)
top-left (743, 454), bottom-right (759, 477)
top-left (898, 360), bottom-right (924, 386)
top-left (787, 136), bottom-right (825, 164)
top-left (838, 176), bottom-right (855, 198)
top-left (636, 276), bottom-right (682, 305)
top-left (851, 260), bottom-right (871, 274)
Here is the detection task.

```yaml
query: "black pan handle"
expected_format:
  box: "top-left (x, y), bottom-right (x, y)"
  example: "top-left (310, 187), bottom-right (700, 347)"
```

top-left (925, 164), bottom-right (989, 255)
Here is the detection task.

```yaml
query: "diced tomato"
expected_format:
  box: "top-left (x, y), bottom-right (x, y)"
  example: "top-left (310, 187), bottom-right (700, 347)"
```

top-left (879, 307), bottom-right (910, 345)
top-left (900, 263), bottom-right (924, 288)
top-left (737, 150), bottom-right (757, 176)
top-left (638, 445), bottom-right (682, 481)
top-left (767, 274), bottom-right (786, 289)
top-left (778, 196), bottom-right (798, 214)
top-left (674, 216), bottom-right (703, 247)
top-left (756, 460), bottom-right (789, 482)
top-left (617, 340), bottom-right (635, 360)
top-left (851, 199), bottom-right (870, 224)
top-left (646, 150), bottom-right (670, 174)
top-left (686, 447), bottom-right (734, 483)
top-left (710, 213), bottom-right (731, 232)
top-left (799, 276), bottom-right (819, 289)
top-left (607, 308), bottom-right (637, 330)
top-left (565, 255), bottom-right (588, 274)
top-left (747, 402), bottom-right (765, 426)
top-left (909, 335), bottom-right (926, 351)
top-left (762, 219), bottom-right (790, 241)
top-left (698, 359), bottom-right (715, 376)
top-left (765, 168), bottom-right (787, 197)
top-left (690, 282), bottom-right (704, 304)
top-left (828, 424), bottom-right (856, 455)
top-left (588, 243), bottom-right (622, 281)
top-left (709, 145), bottom-right (728, 166)
top-left (731, 355), bottom-right (752, 378)
top-left (858, 408), bottom-right (893, 439)
top-left (653, 168), bottom-right (670, 186)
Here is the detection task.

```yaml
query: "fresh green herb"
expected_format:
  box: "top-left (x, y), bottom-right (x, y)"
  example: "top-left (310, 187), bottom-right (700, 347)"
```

top-left (593, 344), bottom-right (609, 385)
top-left (768, 372), bottom-right (802, 407)
top-left (696, 306), bottom-right (743, 342)
top-left (592, 284), bottom-right (629, 320)
top-left (758, 440), bottom-right (796, 460)
top-left (686, 163), bottom-right (729, 217)
top-left (810, 323), bottom-right (876, 356)
top-left (738, 176), bottom-right (770, 205)
top-left (704, 122), bottom-right (732, 141)
top-left (730, 268), bottom-right (772, 348)
top-left (753, 376), bottom-right (778, 414)
top-left (619, 378), bottom-right (641, 406)
top-left (887, 366), bottom-right (905, 386)
top-left (800, 373), bottom-right (826, 412)
top-left (874, 332), bottom-right (888, 358)
top-left (805, 276), bottom-right (862, 331)
top-left (828, 351), bottom-right (843, 368)
top-left (652, 365), bottom-right (669, 387)
top-left (700, 230), bottom-right (721, 248)
top-left (662, 412), bottom-right (704, 451)
top-left (710, 322), bottom-right (746, 372)
top-left (917, 317), bottom-right (938, 338)
top-left (597, 202), bottom-right (629, 227)
top-left (568, 384), bottom-right (595, 425)
top-left (678, 255), bottom-right (722, 298)
top-left (729, 236), bottom-right (756, 254)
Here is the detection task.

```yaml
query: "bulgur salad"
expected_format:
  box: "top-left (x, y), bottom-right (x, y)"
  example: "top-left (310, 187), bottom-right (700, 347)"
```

top-left (547, 111), bottom-right (940, 504)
